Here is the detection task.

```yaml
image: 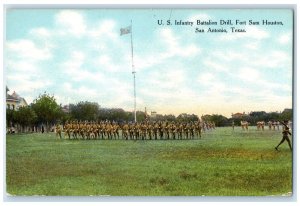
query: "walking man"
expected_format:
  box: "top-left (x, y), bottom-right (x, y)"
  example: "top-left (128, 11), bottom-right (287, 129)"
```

top-left (275, 120), bottom-right (292, 151)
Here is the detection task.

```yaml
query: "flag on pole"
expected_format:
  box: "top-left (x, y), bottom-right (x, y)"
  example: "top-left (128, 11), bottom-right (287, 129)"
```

top-left (120, 26), bottom-right (131, 36)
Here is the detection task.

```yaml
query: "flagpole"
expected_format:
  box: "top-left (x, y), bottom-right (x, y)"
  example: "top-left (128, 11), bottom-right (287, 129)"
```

top-left (130, 20), bottom-right (137, 123)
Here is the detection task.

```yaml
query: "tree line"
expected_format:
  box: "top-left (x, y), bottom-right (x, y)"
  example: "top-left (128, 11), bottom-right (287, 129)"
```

top-left (6, 93), bottom-right (293, 133)
top-left (202, 110), bottom-right (292, 127)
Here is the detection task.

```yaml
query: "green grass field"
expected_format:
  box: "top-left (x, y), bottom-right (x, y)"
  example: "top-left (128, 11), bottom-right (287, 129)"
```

top-left (6, 127), bottom-right (293, 196)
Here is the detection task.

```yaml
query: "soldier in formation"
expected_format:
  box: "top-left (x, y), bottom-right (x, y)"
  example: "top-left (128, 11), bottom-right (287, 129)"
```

top-left (59, 120), bottom-right (215, 140)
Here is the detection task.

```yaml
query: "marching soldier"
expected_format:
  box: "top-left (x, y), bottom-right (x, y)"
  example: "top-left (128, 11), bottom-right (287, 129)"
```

top-left (141, 122), bottom-right (147, 140)
top-left (100, 121), bottom-right (105, 140)
top-left (196, 121), bottom-right (202, 138)
top-left (178, 123), bottom-right (183, 140)
top-left (184, 123), bottom-right (189, 139)
top-left (85, 121), bottom-right (90, 140)
top-left (134, 123), bottom-right (140, 140)
top-left (73, 120), bottom-right (79, 140)
top-left (96, 121), bottom-right (102, 140)
top-left (122, 123), bottom-right (129, 140)
top-left (114, 123), bottom-right (120, 140)
top-left (189, 122), bottom-right (195, 139)
top-left (153, 122), bottom-right (159, 140)
top-left (164, 122), bottom-right (170, 140)
top-left (64, 120), bottom-right (71, 140)
top-left (56, 123), bottom-right (62, 139)
top-left (105, 121), bottom-right (112, 140)
top-left (129, 123), bottom-right (134, 140)
top-left (170, 122), bottom-right (176, 140)
top-left (79, 120), bottom-right (85, 139)
top-left (147, 122), bottom-right (153, 140)
top-left (91, 121), bottom-right (98, 139)
top-left (158, 121), bottom-right (164, 140)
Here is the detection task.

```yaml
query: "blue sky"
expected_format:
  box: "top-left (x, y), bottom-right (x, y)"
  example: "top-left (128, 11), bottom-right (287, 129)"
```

top-left (5, 9), bottom-right (293, 117)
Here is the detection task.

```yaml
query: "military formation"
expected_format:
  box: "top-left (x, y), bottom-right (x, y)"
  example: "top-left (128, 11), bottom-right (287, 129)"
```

top-left (256, 120), bottom-right (286, 131)
top-left (55, 120), bottom-right (216, 140)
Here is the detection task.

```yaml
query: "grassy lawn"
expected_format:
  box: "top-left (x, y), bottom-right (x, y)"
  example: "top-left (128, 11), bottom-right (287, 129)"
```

top-left (6, 127), bottom-right (292, 196)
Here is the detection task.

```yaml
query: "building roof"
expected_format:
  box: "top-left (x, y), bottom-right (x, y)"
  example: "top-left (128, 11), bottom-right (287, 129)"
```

top-left (19, 97), bottom-right (28, 106)
top-left (6, 90), bottom-right (28, 106)
top-left (6, 94), bottom-right (19, 102)
top-left (233, 112), bottom-right (244, 115)
top-left (231, 112), bottom-right (246, 118)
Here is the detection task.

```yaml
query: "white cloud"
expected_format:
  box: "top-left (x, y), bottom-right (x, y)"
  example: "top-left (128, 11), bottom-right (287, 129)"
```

top-left (246, 26), bottom-right (270, 39)
top-left (62, 51), bottom-right (105, 82)
top-left (88, 19), bottom-right (118, 40)
top-left (30, 27), bottom-right (51, 38)
top-left (252, 50), bottom-right (291, 69)
top-left (63, 83), bottom-right (98, 97)
top-left (61, 83), bottom-right (99, 102)
top-left (6, 39), bottom-right (52, 61)
top-left (55, 10), bottom-right (86, 37)
top-left (160, 28), bottom-right (201, 58)
top-left (237, 67), bottom-right (260, 82)
top-left (96, 54), bottom-right (124, 72)
top-left (210, 48), bottom-right (291, 71)
top-left (134, 28), bottom-right (201, 71)
top-left (145, 68), bottom-right (187, 90)
top-left (220, 26), bottom-right (269, 41)
top-left (103, 79), bottom-right (135, 109)
top-left (63, 51), bottom-right (85, 72)
top-left (165, 69), bottom-right (186, 84)
top-left (188, 13), bottom-right (212, 22)
top-left (6, 60), bottom-right (38, 73)
top-left (278, 32), bottom-right (292, 45)
top-left (244, 41), bottom-right (260, 50)
top-left (203, 59), bottom-right (228, 72)
top-left (139, 67), bottom-right (201, 114)
top-left (134, 55), bottom-right (160, 70)
top-left (7, 73), bottom-right (52, 94)
top-left (198, 72), bottom-right (215, 85)
top-left (5, 38), bottom-right (55, 102)
top-left (212, 50), bottom-right (247, 63)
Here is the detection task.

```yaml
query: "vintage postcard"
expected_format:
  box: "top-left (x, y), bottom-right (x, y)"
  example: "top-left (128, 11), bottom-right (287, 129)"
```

top-left (5, 8), bottom-right (293, 197)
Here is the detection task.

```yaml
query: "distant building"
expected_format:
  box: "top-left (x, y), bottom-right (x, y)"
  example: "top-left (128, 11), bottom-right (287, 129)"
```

top-left (231, 112), bottom-right (246, 119)
top-left (282, 108), bottom-right (292, 113)
top-left (62, 104), bottom-right (70, 113)
top-left (150, 111), bottom-right (157, 118)
top-left (6, 87), bottom-right (28, 110)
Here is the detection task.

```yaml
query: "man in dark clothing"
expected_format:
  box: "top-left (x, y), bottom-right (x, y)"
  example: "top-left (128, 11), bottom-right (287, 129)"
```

top-left (275, 120), bottom-right (292, 151)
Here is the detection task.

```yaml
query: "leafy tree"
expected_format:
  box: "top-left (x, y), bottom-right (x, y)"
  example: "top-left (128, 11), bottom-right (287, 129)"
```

top-left (177, 113), bottom-right (199, 122)
top-left (209, 114), bottom-right (229, 127)
top-left (6, 108), bottom-right (16, 127)
top-left (31, 93), bottom-right (62, 131)
top-left (136, 111), bottom-right (146, 122)
top-left (202, 114), bottom-right (229, 126)
top-left (164, 114), bottom-right (176, 122)
top-left (153, 114), bottom-right (164, 121)
top-left (280, 109), bottom-right (292, 121)
top-left (14, 106), bottom-right (37, 132)
top-left (267, 112), bottom-right (281, 121)
top-left (70, 101), bottom-right (99, 121)
top-left (201, 114), bottom-right (212, 122)
top-left (98, 108), bottom-right (129, 122)
top-left (249, 111), bottom-right (267, 123)
top-left (60, 112), bottom-right (72, 124)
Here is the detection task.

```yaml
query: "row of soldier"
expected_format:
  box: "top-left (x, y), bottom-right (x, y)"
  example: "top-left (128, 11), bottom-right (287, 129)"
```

top-left (234, 120), bottom-right (291, 131)
top-left (257, 121), bottom-right (288, 131)
top-left (55, 120), bottom-right (216, 140)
